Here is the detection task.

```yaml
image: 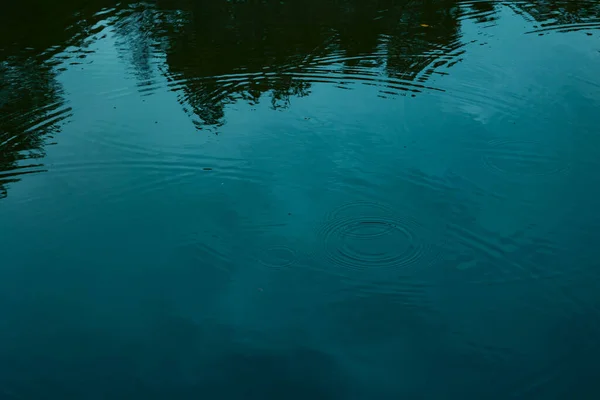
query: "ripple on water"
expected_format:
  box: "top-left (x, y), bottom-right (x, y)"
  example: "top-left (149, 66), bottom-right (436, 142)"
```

top-left (317, 201), bottom-right (442, 275)
top-left (481, 138), bottom-right (572, 181)
top-left (0, 89), bottom-right (73, 195)
top-left (316, 276), bottom-right (441, 347)
top-left (257, 244), bottom-right (298, 270)
top-left (160, 65), bottom-right (444, 118)
top-left (442, 220), bottom-right (588, 288)
top-left (151, 35), bottom-right (453, 129)
top-left (176, 231), bottom-right (235, 279)
top-left (55, 118), bottom-right (257, 190)
top-left (46, 156), bottom-right (265, 206)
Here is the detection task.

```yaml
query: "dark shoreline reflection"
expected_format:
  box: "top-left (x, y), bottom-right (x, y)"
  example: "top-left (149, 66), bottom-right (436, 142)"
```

top-left (130, 0), bottom-right (465, 129)
top-left (2, 0), bottom-right (600, 197)
top-left (0, 59), bottom-right (60, 199)
top-left (0, 0), bottom-right (115, 198)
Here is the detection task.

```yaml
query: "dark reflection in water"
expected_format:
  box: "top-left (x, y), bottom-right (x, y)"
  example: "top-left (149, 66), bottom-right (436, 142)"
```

top-left (0, 0), bottom-right (107, 198)
top-left (1, 0), bottom-right (600, 191)
top-left (132, 0), bottom-right (465, 128)
top-left (1, 0), bottom-right (600, 398)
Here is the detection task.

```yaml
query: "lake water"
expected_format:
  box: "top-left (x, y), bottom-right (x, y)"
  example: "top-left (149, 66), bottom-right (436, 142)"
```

top-left (1, 0), bottom-right (600, 398)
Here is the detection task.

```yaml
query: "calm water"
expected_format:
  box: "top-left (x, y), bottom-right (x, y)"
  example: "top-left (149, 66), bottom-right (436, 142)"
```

top-left (1, 0), bottom-right (600, 398)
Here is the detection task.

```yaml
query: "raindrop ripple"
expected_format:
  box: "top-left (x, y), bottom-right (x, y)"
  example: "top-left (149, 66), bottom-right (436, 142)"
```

top-left (317, 201), bottom-right (440, 273)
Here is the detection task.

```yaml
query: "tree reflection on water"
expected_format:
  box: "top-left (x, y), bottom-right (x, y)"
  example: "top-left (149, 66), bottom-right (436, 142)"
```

top-left (1, 0), bottom-right (598, 197)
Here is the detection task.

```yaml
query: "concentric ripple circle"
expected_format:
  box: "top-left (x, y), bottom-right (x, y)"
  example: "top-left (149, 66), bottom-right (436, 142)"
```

top-left (257, 245), bottom-right (298, 270)
top-left (318, 201), bottom-right (439, 272)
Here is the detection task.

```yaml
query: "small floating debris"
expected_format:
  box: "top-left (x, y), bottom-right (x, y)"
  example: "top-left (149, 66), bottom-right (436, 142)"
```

top-left (202, 167), bottom-right (212, 171)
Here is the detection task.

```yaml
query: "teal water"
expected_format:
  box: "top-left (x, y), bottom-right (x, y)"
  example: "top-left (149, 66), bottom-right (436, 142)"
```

top-left (1, 0), bottom-right (600, 398)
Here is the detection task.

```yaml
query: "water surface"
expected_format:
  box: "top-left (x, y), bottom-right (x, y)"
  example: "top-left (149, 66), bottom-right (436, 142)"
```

top-left (1, 0), bottom-right (600, 398)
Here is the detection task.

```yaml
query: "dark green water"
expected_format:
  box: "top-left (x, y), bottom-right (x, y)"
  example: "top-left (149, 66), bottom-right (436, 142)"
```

top-left (1, 0), bottom-right (600, 398)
